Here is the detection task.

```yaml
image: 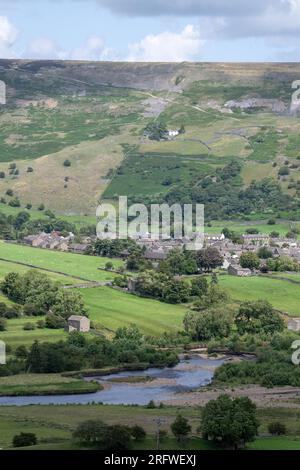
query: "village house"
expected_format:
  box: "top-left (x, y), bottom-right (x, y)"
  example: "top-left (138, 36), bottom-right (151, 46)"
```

top-left (22, 231), bottom-right (73, 252)
top-left (242, 234), bottom-right (270, 244)
top-left (69, 243), bottom-right (89, 254)
top-left (288, 318), bottom-right (300, 332)
top-left (67, 315), bottom-right (90, 333)
top-left (204, 233), bottom-right (225, 243)
top-left (228, 264), bottom-right (252, 277)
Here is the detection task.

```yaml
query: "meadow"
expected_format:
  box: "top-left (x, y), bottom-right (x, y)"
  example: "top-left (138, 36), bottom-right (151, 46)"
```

top-left (81, 286), bottom-right (187, 336)
top-left (0, 242), bottom-right (123, 282)
top-left (0, 403), bottom-right (299, 450)
top-left (205, 219), bottom-right (298, 238)
top-left (0, 374), bottom-right (99, 397)
top-left (219, 275), bottom-right (300, 316)
top-left (0, 316), bottom-right (67, 349)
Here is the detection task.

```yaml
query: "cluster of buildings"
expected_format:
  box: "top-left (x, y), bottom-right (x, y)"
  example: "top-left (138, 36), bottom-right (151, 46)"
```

top-left (204, 232), bottom-right (300, 276)
top-left (23, 231), bottom-right (91, 254)
top-left (129, 231), bottom-right (300, 276)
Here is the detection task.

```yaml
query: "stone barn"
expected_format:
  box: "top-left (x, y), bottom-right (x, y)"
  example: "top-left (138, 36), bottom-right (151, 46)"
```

top-left (67, 315), bottom-right (90, 333)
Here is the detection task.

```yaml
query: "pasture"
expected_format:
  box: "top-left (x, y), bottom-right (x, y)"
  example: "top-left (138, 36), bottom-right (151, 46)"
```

top-left (219, 275), bottom-right (300, 317)
top-left (0, 242), bottom-right (122, 282)
top-left (81, 286), bottom-right (187, 336)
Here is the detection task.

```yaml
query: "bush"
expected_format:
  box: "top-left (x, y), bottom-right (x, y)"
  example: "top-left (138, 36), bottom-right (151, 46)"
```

top-left (268, 422), bottom-right (287, 436)
top-left (45, 313), bottom-right (66, 329)
top-left (131, 425), bottom-right (146, 442)
top-left (27, 167), bottom-right (34, 173)
top-left (38, 203), bottom-right (45, 211)
top-left (63, 159), bottom-right (71, 167)
top-left (0, 171), bottom-right (5, 178)
top-left (9, 198), bottom-right (21, 207)
top-left (23, 322), bottom-right (36, 331)
top-left (6, 189), bottom-right (13, 196)
top-left (13, 433), bottom-right (37, 448)
top-left (0, 317), bottom-right (7, 331)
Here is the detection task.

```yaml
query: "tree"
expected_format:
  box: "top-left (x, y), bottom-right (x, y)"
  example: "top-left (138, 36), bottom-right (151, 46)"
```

top-left (105, 261), bottom-right (114, 271)
top-left (45, 312), bottom-right (66, 329)
top-left (131, 425), bottom-right (146, 442)
top-left (201, 395), bottom-right (259, 449)
top-left (52, 290), bottom-right (87, 319)
top-left (13, 433), bottom-right (37, 448)
top-left (196, 248), bottom-right (223, 272)
top-left (14, 211), bottom-right (30, 230)
top-left (268, 422), bottom-right (286, 436)
top-left (190, 277), bottom-right (208, 297)
top-left (240, 252), bottom-right (260, 271)
top-left (104, 425), bottom-right (132, 451)
top-left (235, 300), bottom-right (284, 335)
top-left (257, 246), bottom-right (273, 259)
top-left (171, 414), bottom-right (191, 443)
top-left (73, 420), bottom-right (108, 447)
top-left (184, 307), bottom-right (233, 341)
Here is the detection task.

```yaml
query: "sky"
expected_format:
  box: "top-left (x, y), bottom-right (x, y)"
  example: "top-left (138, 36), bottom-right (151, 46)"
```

top-left (0, 0), bottom-right (300, 62)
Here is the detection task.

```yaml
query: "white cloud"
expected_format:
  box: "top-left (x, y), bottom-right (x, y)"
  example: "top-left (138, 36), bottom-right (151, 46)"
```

top-left (27, 37), bottom-right (64, 59)
top-left (0, 15), bottom-right (18, 57)
top-left (26, 36), bottom-right (117, 61)
top-left (69, 36), bottom-right (116, 60)
top-left (127, 25), bottom-right (204, 62)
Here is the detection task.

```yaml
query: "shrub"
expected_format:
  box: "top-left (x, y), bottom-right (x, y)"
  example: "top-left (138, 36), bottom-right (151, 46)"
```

top-left (6, 189), bottom-right (13, 196)
top-left (0, 171), bottom-right (5, 178)
top-left (23, 322), bottom-right (36, 331)
top-left (63, 159), bottom-right (71, 167)
top-left (131, 425), bottom-right (146, 442)
top-left (38, 203), bottom-right (45, 211)
top-left (13, 433), bottom-right (37, 448)
top-left (268, 422), bottom-right (287, 436)
top-left (0, 317), bottom-right (7, 331)
top-left (27, 167), bottom-right (34, 173)
top-left (9, 197), bottom-right (21, 207)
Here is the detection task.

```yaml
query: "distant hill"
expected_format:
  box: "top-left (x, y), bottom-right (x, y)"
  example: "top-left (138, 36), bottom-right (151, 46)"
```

top-left (0, 61), bottom-right (300, 215)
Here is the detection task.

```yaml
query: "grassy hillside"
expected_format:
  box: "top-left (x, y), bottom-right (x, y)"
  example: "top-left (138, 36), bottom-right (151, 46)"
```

top-left (219, 275), bottom-right (300, 317)
top-left (0, 242), bottom-right (122, 282)
top-left (1, 61), bottom-right (300, 215)
top-left (81, 286), bottom-right (187, 336)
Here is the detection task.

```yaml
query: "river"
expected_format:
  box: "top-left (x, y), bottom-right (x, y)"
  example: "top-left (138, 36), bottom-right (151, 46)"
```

top-left (0, 356), bottom-right (225, 406)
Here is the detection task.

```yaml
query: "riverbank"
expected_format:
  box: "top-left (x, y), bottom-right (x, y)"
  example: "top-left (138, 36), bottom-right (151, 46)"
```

top-left (162, 384), bottom-right (300, 408)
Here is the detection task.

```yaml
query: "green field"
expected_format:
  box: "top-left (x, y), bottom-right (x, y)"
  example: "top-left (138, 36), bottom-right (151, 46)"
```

top-left (0, 242), bottom-right (123, 282)
top-left (0, 374), bottom-right (100, 397)
top-left (248, 437), bottom-right (300, 450)
top-left (0, 403), bottom-right (299, 450)
top-left (219, 275), bottom-right (300, 316)
top-left (0, 316), bottom-right (67, 349)
top-left (205, 219), bottom-right (298, 238)
top-left (81, 287), bottom-right (187, 336)
top-left (0, 259), bottom-right (81, 285)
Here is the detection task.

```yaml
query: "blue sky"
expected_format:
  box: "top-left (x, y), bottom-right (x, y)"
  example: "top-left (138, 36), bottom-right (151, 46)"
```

top-left (0, 0), bottom-right (299, 61)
